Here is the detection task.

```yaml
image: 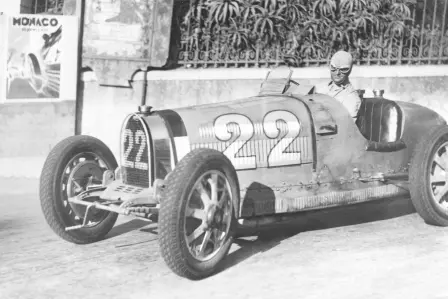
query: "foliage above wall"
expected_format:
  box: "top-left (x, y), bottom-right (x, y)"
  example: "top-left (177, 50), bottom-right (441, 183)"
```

top-left (177, 0), bottom-right (448, 67)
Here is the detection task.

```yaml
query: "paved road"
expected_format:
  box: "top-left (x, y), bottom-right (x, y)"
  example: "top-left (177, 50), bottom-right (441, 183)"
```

top-left (7, 79), bottom-right (38, 99)
top-left (1, 178), bottom-right (448, 299)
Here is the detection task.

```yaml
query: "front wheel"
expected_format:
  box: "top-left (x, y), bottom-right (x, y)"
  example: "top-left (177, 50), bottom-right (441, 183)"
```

top-left (158, 148), bottom-right (240, 280)
top-left (410, 125), bottom-right (448, 226)
top-left (40, 135), bottom-right (119, 244)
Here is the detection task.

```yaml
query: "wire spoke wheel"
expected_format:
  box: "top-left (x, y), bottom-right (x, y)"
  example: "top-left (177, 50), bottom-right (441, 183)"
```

top-left (410, 125), bottom-right (448, 226)
top-left (40, 135), bottom-right (119, 244)
top-left (159, 148), bottom-right (240, 280)
top-left (429, 142), bottom-right (448, 211)
top-left (184, 170), bottom-right (233, 262)
top-left (61, 152), bottom-right (110, 227)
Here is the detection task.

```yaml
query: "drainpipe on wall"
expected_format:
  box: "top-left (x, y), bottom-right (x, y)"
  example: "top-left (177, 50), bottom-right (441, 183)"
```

top-left (74, 0), bottom-right (84, 135)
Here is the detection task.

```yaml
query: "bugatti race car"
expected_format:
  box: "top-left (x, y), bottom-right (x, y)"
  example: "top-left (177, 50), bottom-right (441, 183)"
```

top-left (26, 25), bottom-right (62, 98)
top-left (40, 68), bottom-right (448, 280)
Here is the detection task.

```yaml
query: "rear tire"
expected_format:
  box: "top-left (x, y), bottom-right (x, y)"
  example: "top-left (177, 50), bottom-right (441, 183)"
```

top-left (409, 125), bottom-right (448, 226)
top-left (40, 135), bottom-right (119, 244)
top-left (159, 148), bottom-right (240, 280)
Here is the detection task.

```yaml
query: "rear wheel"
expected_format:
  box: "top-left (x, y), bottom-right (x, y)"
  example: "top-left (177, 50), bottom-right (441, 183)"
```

top-left (40, 135), bottom-right (119, 244)
top-left (159, 148), bottom-right (240, 280)
top-left (409, 125), bottom-right (448, 226)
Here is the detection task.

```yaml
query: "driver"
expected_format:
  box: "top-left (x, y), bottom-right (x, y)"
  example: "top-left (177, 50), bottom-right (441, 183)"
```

top-left (318, 50), bottom-right (361, 119)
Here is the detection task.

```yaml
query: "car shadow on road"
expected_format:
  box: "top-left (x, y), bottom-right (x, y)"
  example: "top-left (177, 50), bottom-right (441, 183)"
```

top-left (107, 219), bottom-right (151, 239)
top-left (216, 195), bottom-right (416, 275)
top-left (107, 214), bottom-right (159, 239)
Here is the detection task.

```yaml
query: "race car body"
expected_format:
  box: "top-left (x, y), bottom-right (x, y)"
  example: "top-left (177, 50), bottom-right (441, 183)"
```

top-left (118, 76), bottom-right (444, 218)
top-left (40, 68), bottom-right (448, 280)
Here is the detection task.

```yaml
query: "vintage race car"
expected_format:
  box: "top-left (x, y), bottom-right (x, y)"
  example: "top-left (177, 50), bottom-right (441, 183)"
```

top-left (26, 25), bottom-right (62, 98)
top-left (40, 68), bottom-right (448, 280)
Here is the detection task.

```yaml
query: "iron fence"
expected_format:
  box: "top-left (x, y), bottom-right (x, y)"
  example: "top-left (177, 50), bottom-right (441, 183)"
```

top-left (175, 0), bottom-right (448, 68)
top-left (30, 0), bottom-right (64, 15)
top-left (21, 0), bottom-right (448, 68)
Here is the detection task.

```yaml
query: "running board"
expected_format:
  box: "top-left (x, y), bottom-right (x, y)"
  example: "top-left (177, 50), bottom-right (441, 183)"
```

top-left (240, 183), bottom-right (410, 218)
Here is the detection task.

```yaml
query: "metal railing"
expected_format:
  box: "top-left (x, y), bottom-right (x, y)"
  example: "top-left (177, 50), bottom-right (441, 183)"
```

top-left (175, 0), bottom-right (448, 68)
top-left (32, 0), bottom-right (64, 15)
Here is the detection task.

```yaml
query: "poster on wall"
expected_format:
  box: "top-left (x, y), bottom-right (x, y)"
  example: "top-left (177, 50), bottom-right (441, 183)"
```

top-left (83, 0), bottom-right (148, 60)
top-left (0, 14), bottom-right (79, 103)
top-left (75, 0), bottom-right (174, 85)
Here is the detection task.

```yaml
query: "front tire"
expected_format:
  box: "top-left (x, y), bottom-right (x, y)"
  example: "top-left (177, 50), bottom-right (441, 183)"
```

top-left (40, 135), bottom-right (119, 244)
top-left (410, 125), bottom-right (448, 226)
top-left (159, 148), bottom-right (240, 280)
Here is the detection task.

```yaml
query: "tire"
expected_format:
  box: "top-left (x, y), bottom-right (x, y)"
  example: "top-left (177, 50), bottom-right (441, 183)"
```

top-left (159, 148), bottom-right (240, 280)
top-left (409, 125), bottom-right (448, 226)
top-left (40, 135), bottom-right (119, 244)
top-left (27, 54), bottom-right (43, 90)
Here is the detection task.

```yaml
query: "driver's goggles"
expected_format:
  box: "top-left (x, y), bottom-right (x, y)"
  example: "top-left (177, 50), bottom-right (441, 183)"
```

top-left (330, 65), bottom-right (351, 74)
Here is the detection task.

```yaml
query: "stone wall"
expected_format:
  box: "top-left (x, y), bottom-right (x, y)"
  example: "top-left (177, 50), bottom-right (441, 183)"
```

top-left (0, 100), bottom-right (75, 177)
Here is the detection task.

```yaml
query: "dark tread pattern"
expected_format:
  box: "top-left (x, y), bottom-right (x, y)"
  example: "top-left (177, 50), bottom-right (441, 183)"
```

top-left (409, 125), bottom-right (448, 226)
top-left (40, 135), bottom-right (119, 244)
top-left (158, 148), bottom-right (238, 280)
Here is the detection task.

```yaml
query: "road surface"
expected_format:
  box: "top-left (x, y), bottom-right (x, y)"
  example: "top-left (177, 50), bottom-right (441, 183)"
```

top-left (7, 79), bottom-right (38, 99)
top-left (1, 178), bottom-right (448, 299)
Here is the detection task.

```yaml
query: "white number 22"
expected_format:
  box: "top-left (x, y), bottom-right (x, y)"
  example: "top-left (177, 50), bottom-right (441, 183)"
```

top-left (123, 129), bottom-right (148, 170)
top-left (214, 114), bottom-right (256, 169)
top-left (263, 110), bottom-right (302, 167)
top-left (213, 110), bottom-right (302, 169)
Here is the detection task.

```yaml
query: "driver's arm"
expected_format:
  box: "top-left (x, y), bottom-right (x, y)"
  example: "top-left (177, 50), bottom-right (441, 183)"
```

top-left (343, 91), bottom-right (362, 118)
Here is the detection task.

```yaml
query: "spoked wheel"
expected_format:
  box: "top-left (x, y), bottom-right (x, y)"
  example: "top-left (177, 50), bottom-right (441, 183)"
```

top-left (63, 152), bottom-right (109, 227)
top-left (184, 170), bottom-right (233, 262)
top-left (428, 142), bottom-right (448, 209)
top-left (40, 135), bottom-right (118, 244)
top-left (159, 149), bottom-right (240, 280)
top-left (410, 125), bottom-right (448, 226)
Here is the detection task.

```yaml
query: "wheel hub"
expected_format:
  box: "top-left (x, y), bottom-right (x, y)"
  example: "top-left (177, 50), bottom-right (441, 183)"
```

top-left (68, 161), bottom-right (103, 194)
top-left (214, 209), bottom-right (223, 225)
top-left (205, 205), bottom-right (223, 228)
top-left (67, 160), bottom-right (104, 220)
top-left (183, 170), bottom-right (233, 262)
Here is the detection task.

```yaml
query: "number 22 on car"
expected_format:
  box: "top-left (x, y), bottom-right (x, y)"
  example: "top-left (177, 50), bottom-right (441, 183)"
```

top-left (122, 128), bottom-right (149, 170)
top-left (210, 110), bottom-right (303, 170)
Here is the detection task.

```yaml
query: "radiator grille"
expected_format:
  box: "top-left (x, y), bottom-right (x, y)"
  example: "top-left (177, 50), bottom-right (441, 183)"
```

top-left (121, 114), bottom-right (151, 188)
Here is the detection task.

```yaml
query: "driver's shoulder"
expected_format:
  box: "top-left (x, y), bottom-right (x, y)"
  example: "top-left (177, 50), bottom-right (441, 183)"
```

top-left (344, 82), bottom-right (358, 93)
top-left (342, 83), bottom-right (362, 102)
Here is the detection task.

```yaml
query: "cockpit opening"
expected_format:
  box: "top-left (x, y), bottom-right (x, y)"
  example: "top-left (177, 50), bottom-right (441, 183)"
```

top-left (355, 97), bottom-right (403, 143)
